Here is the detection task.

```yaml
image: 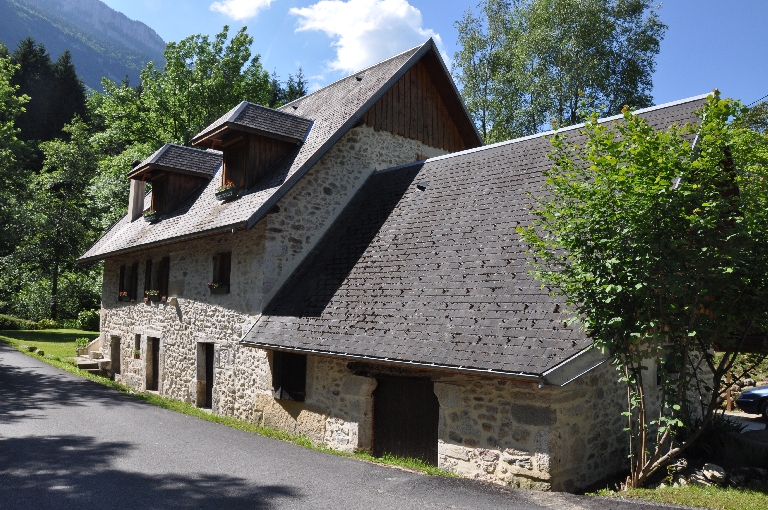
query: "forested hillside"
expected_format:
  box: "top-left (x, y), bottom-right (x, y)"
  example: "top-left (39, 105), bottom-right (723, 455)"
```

top-left (0, 0), bottom-right (164, 89)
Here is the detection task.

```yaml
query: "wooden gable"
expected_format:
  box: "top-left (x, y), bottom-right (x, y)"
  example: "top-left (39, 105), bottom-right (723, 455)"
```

top-left (360, 50), bottom-right (481, 153)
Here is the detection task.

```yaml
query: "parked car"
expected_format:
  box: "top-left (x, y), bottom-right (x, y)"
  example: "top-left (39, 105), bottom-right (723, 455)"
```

top-left (735, 385), bottom-right (768, 420)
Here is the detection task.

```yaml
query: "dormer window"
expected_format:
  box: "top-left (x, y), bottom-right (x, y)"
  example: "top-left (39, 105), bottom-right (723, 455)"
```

top-left (191, 102), bottom-right (312, 197)
top-left (128, 144), bottom-right (222, 220)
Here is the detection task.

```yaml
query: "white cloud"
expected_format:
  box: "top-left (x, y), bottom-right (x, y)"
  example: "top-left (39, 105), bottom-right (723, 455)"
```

top-left (210, 0), bottom-right (275, 20)
top-left (290, 0), bottom-right (444, 74)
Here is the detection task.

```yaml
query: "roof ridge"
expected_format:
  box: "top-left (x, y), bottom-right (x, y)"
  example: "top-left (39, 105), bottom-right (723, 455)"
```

top-left (422, 92), bottom-right (713, 165)
top-left (277, 41), bottom-right (428, 111)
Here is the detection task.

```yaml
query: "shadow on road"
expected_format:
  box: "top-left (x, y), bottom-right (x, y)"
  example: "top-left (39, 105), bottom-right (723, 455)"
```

top-left (0, 353), bottom-right (121, 424)
top-left (0, 435), bottom-right (299, 509)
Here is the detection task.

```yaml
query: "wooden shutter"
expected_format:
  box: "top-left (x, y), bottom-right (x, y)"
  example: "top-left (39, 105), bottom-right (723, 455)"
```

top-left (144, 259), bottom-right (153, 296)
top-left (219, 251), bottom-right (231, 285)
top-left (224, 145), bottom-right (246, 188)
top-left (158, 256), bottom-right (170, 300)
top-left (272, 351), bottom-right (306, 402)
top-left (118, 265), bottom-right (126, 301)
top-left (129, 262), bottom-right (139, 301)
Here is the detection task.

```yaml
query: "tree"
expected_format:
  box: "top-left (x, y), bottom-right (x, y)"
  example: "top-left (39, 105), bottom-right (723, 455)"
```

top-left (285, 67), bottom-right (308, 104)
top-left (453, 0), bottom-right (666, 143)
top-left (14, 119), bottom-right (98, 320)
top-left (518, 93), bottom-right (768, 487)
top-left (0, 50), bottom-right (29, 257)
top-left (134, 25), bottom-right (271, 146)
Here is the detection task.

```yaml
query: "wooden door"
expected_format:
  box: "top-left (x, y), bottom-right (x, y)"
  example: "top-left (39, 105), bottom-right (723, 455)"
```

top-left (373, 378), bottom-right (439, 465)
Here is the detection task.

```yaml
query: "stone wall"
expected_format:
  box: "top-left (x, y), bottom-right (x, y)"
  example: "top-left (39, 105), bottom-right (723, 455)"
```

top-left (435, 361), bottom-right (629, 492)
top-left (99, 124), bottom-right (444, 451)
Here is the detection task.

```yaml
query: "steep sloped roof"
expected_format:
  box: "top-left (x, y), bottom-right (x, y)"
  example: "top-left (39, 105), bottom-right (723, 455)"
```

top-left (127, 144), bottom-right (222, 179)
top-left (192, 102), bottom-right (313, 145)
top-left (243, 94), bottom-right (709, 378)
top-left (81, 41), bottom-right (447, 262)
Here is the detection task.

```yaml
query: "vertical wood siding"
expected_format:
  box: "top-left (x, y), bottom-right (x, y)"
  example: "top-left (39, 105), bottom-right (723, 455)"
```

top-left (361, 60), bottom-right (468, 153)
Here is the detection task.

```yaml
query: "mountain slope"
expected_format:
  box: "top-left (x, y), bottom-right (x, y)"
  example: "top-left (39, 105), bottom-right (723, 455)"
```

top-left (0, 0), bottom-right (164, 90)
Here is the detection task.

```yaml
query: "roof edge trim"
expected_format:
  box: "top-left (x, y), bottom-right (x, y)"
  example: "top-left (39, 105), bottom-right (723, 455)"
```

top-left (542, 345), bottom-right (611, 386)
top-left (78, 221), bottom-right (247, 264)
top-left (240, 339), bottom-right (544, 382)
top-left (423, 92), bottom-right (713, 165)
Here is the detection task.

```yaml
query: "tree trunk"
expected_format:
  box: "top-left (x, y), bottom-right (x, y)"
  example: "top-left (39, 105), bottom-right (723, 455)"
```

top-left (51, 257), bottom-right (59, 320)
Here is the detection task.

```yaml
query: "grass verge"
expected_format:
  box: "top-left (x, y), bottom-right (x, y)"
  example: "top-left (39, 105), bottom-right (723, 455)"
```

top-left (595, 485), bottom-right (768, 510)
top-left (0, 329), bottom-right (98, 358)
top-left (0, 331), bottom-right (454, 478)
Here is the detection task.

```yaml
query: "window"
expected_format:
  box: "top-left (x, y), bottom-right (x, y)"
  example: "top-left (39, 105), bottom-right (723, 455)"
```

top-left (272, 351), bottom-right (307, 402)
top-left (150, 174), bottom-right (168, 213)
top-left (159, 256), bottom-right (170, 300)
top-left (118, 265), bottom-right (126, 301)
top-left (129, 262), bottom-right (139, 301)
top-left (213, 251), bottom-right (232, 285)
top-left (143, 259), bottom-right (153, 298)
top-left (223, 144), bottom-right (246, 188)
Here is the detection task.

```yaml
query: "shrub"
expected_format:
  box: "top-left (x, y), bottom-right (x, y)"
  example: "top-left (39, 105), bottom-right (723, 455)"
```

top-left (77, 309), bottom-right (100, 332)
top-left (36, 318), bottom-right (58, 330)
top-left (0, 314), bottom-right (37, 330)
top-left (75, 337), bottom-right (91, 349)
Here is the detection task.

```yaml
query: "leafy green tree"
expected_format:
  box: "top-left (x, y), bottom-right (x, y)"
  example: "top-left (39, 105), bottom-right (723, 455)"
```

top-left (16, 119), bottom-right (98, 320)
top-left (519, 93), bottom-right (768, 487)
top-left (0, 50), bottom-right (29, 257)
top-left (454, 0), bottom-right (666, 143)
top-left (268, 69), bottom-right (285, 108)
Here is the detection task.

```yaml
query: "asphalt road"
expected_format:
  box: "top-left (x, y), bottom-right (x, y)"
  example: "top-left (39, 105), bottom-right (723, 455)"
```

top-left (0, 344), bottom-right (695, 510)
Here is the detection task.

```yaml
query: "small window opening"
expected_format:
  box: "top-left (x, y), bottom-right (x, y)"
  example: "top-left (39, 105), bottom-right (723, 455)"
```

top-left (158, 256), bottom-right (170, 301)
top-left (127, 262), bottom-right (139, 301)
top-left (272, 351), bottom-right (307, 402)
top-left (134, 334), bottom-right (141, 359)
top-left (209, 251), bottom-right (231, 294)
top-left (118, 265), bottom-right (126, 301)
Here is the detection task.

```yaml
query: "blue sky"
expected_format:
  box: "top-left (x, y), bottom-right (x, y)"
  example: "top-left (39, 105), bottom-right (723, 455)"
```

top-left (101, 0), bottom-right (768, 106)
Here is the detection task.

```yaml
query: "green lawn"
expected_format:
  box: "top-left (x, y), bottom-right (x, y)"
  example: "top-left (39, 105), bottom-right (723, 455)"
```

top-left (0, 329), bottom-right (98, 359)
top-left (596, 485), bottom-right (768, 510)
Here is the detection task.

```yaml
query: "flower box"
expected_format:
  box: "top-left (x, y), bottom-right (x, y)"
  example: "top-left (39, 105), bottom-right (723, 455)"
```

top-left (143, 209), bottom-right (159, 223)
top-left (133, 349), bottom-right (141, 359)
top-left (215, 186), bottom-right (241, 202)
top-left (119, 293), bottom-right (131, 302)
top-left (145, 291), bottom-right (161, 302)
top-left (208, 282), bottom-right (230, 295)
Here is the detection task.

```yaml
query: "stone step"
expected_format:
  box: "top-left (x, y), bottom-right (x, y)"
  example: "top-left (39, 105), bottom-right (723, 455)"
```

top-left (89, 351), bottom-right (104, 360)
top-left (84, 368), bottom-right (102, 375)
top-left (77, 361), bottom-right (99, 370)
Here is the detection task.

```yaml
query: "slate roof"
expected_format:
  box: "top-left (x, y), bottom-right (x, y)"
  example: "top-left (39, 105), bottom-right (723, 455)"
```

top-left (192, 102), bottom-right (313, 145)
top-left (127, 144), bottom-right (223, 179)
top-left (81, 41), bottom-right (441, 262)
top-left (242, 94), bottom-right (709, 377)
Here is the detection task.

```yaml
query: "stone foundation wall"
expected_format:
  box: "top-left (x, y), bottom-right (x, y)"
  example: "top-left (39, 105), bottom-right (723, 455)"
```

top-left (435, 361), bottom-right (628, 492)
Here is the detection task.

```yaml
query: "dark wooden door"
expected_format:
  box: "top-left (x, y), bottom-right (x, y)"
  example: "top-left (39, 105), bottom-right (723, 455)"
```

top-left (147, 338), bottom-right (159, 391)
top-left (110, 336), bottom-right (121, 376)
top-left (204, 343), bottom-right (214, 408)
top-left (373, 378), bottom-right (439, 465)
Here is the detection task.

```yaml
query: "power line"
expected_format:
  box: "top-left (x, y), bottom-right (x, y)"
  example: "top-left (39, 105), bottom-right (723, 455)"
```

top-left (747, 93), bottom-right (768, 107)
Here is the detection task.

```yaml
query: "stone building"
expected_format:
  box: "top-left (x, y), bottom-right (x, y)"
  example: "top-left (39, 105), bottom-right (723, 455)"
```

top-left (80, 39), bottom-right (708, 492)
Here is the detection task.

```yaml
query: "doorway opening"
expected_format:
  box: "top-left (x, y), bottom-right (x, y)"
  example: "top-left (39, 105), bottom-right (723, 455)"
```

top-left (196, 342), bottom-right (215, 408)
top-left (110, 335), bottom-right (121, 376)
top-left (373, 378), bottom-right (439, 465)
top-left (146, 337), bottom-right (160, 391)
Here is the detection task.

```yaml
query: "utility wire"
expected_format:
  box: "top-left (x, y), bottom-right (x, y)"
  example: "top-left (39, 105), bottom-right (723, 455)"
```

top-left (747, 93), bottom-right (768, 107)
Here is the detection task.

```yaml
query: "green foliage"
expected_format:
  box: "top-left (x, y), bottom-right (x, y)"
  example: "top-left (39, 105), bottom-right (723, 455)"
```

top-left (77, 309), bottom-right (100, 332)
top-left (74, 336), bottom-right (90, 349)
top-left (0, 314), bottom-right (37, 330)
top-left (453, 0), bottom-right (665, 143)
top-left (0, 51), bottom-right (29, 257)
top-left (518, 93), bottom-right (768, 486)
top-left (595, 485), bottom-right (768, 510)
